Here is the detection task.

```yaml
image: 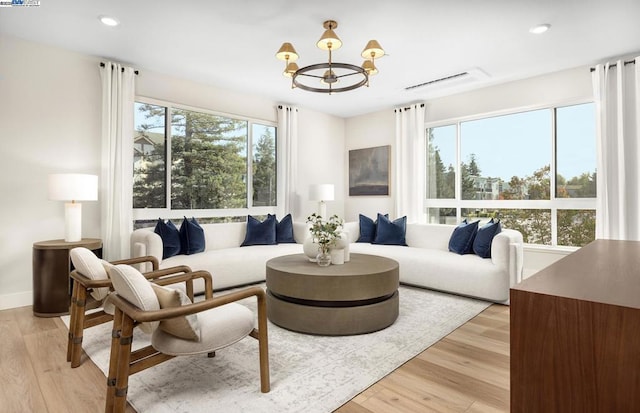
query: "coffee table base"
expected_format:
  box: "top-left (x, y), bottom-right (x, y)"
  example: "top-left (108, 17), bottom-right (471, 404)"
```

top-left (267, 290), bottom-right (399, 336)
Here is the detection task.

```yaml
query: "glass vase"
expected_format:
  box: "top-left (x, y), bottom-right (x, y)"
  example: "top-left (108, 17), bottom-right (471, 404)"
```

top-left (316, 251), bottom-right (332, 267)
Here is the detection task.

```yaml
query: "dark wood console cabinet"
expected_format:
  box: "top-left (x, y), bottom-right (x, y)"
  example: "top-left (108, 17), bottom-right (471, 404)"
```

top-left (32, 238), bottom-right (102, 317)
top-left (510, 240), bottom-right (640, 412)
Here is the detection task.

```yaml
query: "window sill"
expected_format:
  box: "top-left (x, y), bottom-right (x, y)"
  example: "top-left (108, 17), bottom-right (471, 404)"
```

top-left (523, 243), bottom-right (580, 254)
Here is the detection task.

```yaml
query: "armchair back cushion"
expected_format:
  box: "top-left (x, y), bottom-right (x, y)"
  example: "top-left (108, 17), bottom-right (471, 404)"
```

top-left (110, 264), bottom-right (160, 333)
top-left (70, 247), bottom-right (112, 300)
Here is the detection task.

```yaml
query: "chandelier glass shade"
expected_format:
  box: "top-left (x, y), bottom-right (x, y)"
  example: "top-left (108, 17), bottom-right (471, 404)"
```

top-left (276, 20), bottom-right (385, 94)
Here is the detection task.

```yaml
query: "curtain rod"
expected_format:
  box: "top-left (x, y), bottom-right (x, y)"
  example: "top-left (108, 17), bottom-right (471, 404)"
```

top-left (394, 103), bottom-right (425, 113)
top-left (589, 59), bottom-right (636, 72)
top-left (277, 105), bottom-right (298, 111)
top-left (99, 62), bottom-right (139, 75)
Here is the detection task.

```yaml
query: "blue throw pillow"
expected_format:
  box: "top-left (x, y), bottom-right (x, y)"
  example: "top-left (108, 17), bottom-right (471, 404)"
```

top-left (373, 214), bottom-right (408, 246)
top-left (241, 215), bottom-right (277, 246)
top-left (274, 213), bottom-right (295, 243)
top-left (357, 213), bottom-right (389, 243)
top-left (179, 217), bottom-right (205, 255)
top-left (473, 218), bottom-right (502, 258)
top-left (154, 218), bottom-right (182, 259)
top-left (448, 219), bottom-right (480, 255)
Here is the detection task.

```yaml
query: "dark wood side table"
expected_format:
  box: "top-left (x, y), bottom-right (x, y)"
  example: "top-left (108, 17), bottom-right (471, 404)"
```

top-left (510, 239), bottom-right (640, 412)
top-left (32, 238), bottom-right (102, 317)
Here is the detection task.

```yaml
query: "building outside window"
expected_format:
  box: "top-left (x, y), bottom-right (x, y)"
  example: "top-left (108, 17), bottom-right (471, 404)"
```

top-left (426, 102), bottom-right (596, 247)
top-left (132, 100), bottom-right (277, 226)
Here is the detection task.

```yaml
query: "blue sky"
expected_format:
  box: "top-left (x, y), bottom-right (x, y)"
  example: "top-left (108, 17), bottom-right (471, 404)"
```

top-left (432, 103), bottom-right (596, 181)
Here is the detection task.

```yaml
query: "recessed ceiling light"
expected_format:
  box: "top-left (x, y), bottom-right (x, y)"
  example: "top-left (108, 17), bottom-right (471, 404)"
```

top-left (529, 24), bottom-right (551, 34)
top-left (99, 15), bottom-right (119, 27)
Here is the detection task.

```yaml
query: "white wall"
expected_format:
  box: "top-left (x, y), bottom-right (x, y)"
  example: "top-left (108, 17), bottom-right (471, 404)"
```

top-left (0, 34), bottom-right (103, 310)
top-left (343, 109), bottom-right (396, 222)
top-left (0, 34), bottom-right (345, 310)
top-left (344, 67), bottom-right (594, 276)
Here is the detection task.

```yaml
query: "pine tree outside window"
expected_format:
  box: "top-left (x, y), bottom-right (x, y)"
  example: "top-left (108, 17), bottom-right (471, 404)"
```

top-left (132, 100), bottom-right (277, 227)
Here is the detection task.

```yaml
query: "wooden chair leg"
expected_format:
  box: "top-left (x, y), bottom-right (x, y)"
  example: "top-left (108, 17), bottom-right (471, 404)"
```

top-left (69, 285), bottom-right (88, 368)
top-left (105, 308), bottom-right (124, 413)
top-left (113, 315), bottom-right (135, 413)
top-left (256, 292), bottom-right (270, 393)
top-left (67, 282), bottom-right (80, 362)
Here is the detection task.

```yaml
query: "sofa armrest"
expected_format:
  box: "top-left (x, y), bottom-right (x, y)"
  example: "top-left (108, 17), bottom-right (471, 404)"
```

top-left (293, 221), bottom-right (310, 243)
top-left (491, 229), bottom-right (524, 286)
top-left (131, 229), bottom-right (164, 272)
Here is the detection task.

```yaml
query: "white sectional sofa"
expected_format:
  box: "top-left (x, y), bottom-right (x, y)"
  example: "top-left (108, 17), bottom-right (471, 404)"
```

top-left (130, 220), bottom-right (523, 304)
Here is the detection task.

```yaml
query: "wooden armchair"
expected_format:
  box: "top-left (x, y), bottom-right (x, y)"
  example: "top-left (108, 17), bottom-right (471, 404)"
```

top-left (67, 247), bottom-right (195, 368)
top-left (105, 264), bottom-right (269, 413)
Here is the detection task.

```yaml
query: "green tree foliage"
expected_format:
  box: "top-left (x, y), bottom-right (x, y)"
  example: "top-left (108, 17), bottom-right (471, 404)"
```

top-left (557, 209), bottom-right (596, 247)
top-left (133, 105), bottom-right (166, 208)
top-left (460, 154), bottom-right (480, 200)
top-left (252, 128), bottom-right (276, 206)
top-left (497, 209), bottom-right (552, 245)
top-left (171, 108), bottom-right (247, 209)
top-left (133, 104), bottom-right (249, 210)
top-left (502, 165), bottom-right (550, 200)
top-left (561, 171), bottom-right (597, 198)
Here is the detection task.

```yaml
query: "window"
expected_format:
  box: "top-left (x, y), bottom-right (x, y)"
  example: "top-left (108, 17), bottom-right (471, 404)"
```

top-left (252, 123), bottom-right (277, 207)
top-left (460, 109), bottom-right (550, 201)
top-left (133, 103), bottom-right (166, 209)
top-left (426, 102), bottom-right (596, 247)
top-left (133, 100), bottom-right (277, 223)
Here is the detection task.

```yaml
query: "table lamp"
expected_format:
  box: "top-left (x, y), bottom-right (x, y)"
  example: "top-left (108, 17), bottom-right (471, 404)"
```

top-left (48, 173), bottom-right (98, 242)
top-left (309, 184), bottom-right (334, 218)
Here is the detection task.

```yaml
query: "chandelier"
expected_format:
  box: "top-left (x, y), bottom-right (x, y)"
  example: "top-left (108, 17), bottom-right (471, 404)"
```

top-left (275, 20), bottom-right (385, 94)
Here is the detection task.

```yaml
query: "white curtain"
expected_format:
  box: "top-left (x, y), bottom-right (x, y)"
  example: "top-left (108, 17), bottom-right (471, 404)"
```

top-left (276, 105), bottom-right (299, 218)
top-left (394, 103), bottom-right (426, 222)
top-left (100, 62), bottom-right (136, 260)
top-left (592, 57), bottom-right (640, 240)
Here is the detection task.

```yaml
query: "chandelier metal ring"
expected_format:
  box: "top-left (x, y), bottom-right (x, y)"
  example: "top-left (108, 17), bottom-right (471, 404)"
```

top-left (293, 62), bottom-right (369, 93)
top-left (276, 19), bottom-right (384, 94)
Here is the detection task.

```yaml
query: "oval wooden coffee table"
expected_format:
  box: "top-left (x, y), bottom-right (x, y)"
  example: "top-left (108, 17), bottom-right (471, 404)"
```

top-left (265, 253), bottom-right (399, 335)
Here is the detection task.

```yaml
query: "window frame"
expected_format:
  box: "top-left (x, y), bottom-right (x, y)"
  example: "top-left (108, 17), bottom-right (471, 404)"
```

top-left (132, 96), bottom-right (278, 222)
top-left (424, 99), bottom-right (596, 248)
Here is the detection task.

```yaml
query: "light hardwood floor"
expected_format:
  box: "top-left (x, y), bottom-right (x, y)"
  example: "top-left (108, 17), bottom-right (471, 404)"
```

top-left (0, 304), bottom-right (509, 413)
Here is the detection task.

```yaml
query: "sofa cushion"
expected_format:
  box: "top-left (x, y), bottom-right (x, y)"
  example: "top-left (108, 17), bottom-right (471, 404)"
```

top-left (160, 243), bottom-right (303, 292)
top-left (241, 214), bottom-right (277, 246)
top-left (154, 219), bottom-right (182, 259)
top-left (448, 219), bottom-right (480, 254)
top-left (473, 219), bottom-right (502, 258)
top-left (274, 213), bottom-right (296, 243)
top-left (373, 214), bottom-right (408, 246)
top-left (180, 217), bottom-right (205, 255)
top-left (151, 283), bottom-right (200, 341)
top-left (357, 213), bottom-right (388, 243)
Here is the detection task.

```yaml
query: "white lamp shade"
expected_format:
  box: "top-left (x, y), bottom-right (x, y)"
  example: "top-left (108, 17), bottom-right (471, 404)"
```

top-left (48, 174), bottom-right (98, 201)
top-left (309, 184), bottom-right (335, 201)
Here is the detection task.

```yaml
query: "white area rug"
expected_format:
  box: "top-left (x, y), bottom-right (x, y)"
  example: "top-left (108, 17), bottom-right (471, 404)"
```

top-left (63, 285), bottom-right (489, 413)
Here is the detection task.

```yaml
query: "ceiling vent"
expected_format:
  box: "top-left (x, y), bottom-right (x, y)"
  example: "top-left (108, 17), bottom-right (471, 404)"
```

top-left (405, 67), bottom-right (490, 94)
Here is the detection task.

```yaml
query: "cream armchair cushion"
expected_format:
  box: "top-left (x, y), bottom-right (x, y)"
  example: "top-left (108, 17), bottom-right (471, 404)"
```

top-left (70, 247), bottom-right (112, 300)
top-left (109, 264), bottom-right (160, 333)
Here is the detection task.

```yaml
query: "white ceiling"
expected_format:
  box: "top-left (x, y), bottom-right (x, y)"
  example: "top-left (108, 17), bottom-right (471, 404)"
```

top-left (2, 0), bottom-right (640, 118)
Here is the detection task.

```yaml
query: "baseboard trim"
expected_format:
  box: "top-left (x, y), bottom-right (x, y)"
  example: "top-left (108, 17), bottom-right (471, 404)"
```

top-left (0, 291), bottom-right (32, 311)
